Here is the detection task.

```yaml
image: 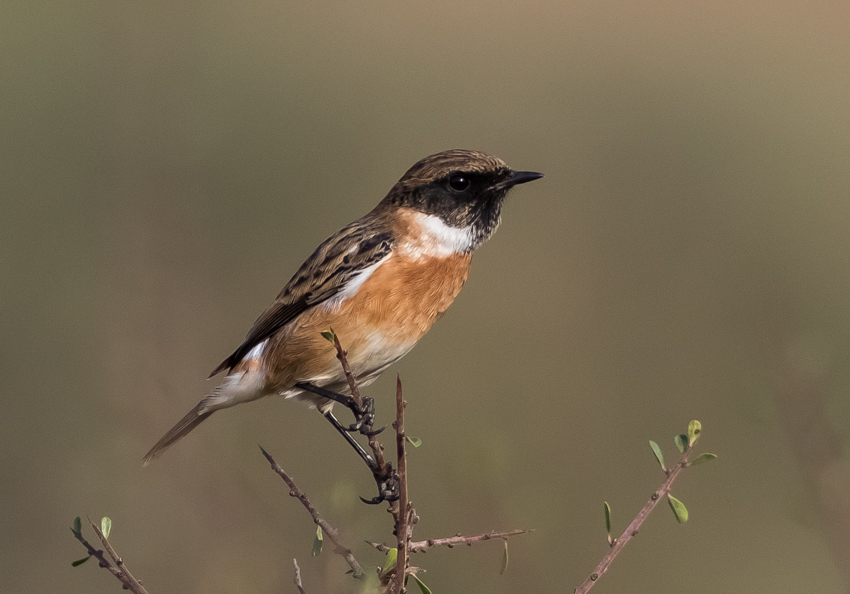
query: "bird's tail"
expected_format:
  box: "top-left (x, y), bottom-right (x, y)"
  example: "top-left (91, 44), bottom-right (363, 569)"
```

top-left (143, 402), bottom-right (212, 465)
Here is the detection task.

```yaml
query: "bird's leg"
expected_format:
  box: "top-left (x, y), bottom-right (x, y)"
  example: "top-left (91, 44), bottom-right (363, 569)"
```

top-left (322, 409), bottom-right (375, 467)
top-left (295, 382), bottom-right (380, 435)
top-left (296, 382), bottom-right (398, 504)
top-left (322, 410), bottom-right (400, 504)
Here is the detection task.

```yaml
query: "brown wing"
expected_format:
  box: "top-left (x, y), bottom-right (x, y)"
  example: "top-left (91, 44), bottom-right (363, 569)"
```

top-left (209, 221), bottom-right (394, 377)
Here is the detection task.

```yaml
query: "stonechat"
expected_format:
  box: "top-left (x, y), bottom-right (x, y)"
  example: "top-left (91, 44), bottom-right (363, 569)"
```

top-left (144, 149), bottom-right (542, 465)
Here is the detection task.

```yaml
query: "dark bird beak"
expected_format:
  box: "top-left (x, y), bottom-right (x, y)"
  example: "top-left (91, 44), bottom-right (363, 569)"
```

top-left (503, 170), bottom-right (544, 188)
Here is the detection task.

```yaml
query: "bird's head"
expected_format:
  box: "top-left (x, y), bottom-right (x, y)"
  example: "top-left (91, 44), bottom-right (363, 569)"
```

top-left (382, 149), bottom-right (543, 251)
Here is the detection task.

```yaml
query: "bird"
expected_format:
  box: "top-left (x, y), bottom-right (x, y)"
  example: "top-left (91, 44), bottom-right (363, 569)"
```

top-left (143, 149), bottom-right (542, 466)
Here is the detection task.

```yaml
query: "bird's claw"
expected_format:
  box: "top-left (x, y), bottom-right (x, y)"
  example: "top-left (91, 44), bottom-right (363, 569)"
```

top-left (360, 466), bottom-right (400, 505)
top-left (346, 397), bottom-right (377, 435)
top-left (363, 425), bottom-right (386, 437)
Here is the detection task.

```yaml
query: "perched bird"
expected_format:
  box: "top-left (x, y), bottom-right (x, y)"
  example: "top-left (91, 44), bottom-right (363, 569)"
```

top-left (143, 149), bottom-right (542, 465)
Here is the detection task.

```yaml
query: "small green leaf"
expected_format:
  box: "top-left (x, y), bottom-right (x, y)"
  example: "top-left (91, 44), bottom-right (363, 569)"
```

top-left (667, 494), bottom-right (689, 523)
top-left (687, 420), bottom-right (702, 446)
top-left (604, 501), bottom-right (612, 535)
top-left (405, 435), bottom-right (422, 448)
top-left (311, 526), bottom-right (323, 557)
top-left (382, 547), bottom-right (398, 574)
top-left (320, 329), bottom-right (336, 343)
top-left (500, 540), bottom-right (509, 575)
top-left (101, 517), bottom-right (112, 539)
top-left (72, 517), bottom-right (82, 534)
top-left (412, 574), bottom-right (433, 594)
top-left (649, 440), bottom-right (665, 470)
top-left (691, 453), bottom-right (718, 466)
top-left (71, 556), bottom-right (91, 567)
top-left (674, 434), bottom-right (688, 453)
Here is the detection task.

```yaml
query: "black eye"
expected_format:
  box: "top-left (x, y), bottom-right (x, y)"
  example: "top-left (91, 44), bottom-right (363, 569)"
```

top-left (448, 173), bottom-right (471, 193)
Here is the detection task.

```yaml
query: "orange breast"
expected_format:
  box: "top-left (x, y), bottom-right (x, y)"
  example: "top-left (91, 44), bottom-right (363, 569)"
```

top-left (264, 251), bottom-right (473, 391)
top-left (345, 250), bottom-right (473, 340)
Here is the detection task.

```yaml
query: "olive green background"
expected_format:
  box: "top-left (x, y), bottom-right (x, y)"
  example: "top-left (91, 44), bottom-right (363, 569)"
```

top-left (3, 1), bottom-right (850, 593)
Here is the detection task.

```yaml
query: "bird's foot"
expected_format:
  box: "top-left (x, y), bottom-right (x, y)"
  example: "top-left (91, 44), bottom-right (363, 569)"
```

top-left (345, 397), bottom-right (384, 436)
top-left (295, 382), bottom-right (380, 435)
top-left (360, 463), bottom-right (400, 505)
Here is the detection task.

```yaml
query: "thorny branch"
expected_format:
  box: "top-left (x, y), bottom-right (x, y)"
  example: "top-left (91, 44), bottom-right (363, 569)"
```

top-left (71, 517), bottom-right (149, 594)
top-left (277, 335), bottom-right (529, 592)
top-left (260, 447), bottom-right (365, 578)
top-left (573, 446), bottom-right (697, 594)
top-left (367, 529), bottom-right (531, 554)
top-left (330, 332), bottom-right (394, 493)
top-left (389, 376), bottom-right (412, 593)
top-left (293, 558), bottom-right (306, 594)
top-left (331, 336), bottom-right (413, 591)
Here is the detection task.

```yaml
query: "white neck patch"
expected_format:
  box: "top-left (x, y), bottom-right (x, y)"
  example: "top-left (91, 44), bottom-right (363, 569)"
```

top-left (399, 212), bottom-right (476, 259)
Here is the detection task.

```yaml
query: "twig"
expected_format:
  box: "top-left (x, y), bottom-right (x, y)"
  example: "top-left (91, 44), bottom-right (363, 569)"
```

top-left (368, 529), bottom-right (531, 554)
top-left (260, 447), bottom-right (365, 578)
top-left (70, 518), bottom-right (149, 594)
top-left (293, 558), bottom-right (306, 594)
top-left (323, 331), bottom-right (530, 590)
top-left (574, 448), bottom-right (694, 594)
top-left (393, 375), bottom-right (411, 593)
top-left (331, 332), bottom-right (364, 409)
top-left (331, 332), bottom-right (391, 481)
top-left (331, 336), bottom-right (413, 592)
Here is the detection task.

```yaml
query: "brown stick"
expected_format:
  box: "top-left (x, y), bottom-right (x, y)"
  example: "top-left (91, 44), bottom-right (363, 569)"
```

top-left (327, 330), bottom-right (528, 588)
top-left (573, 448), bottom-right (694, 594)
top-left (293, 558), bottom-right (306, 594)
top-left (394, 375), bottom-right (410, 593)
top-left (332, 332), bottom-right (363, 408)
top-left (331, 332), bottom-right (391, 481)
top-left (368, 529), bottom-right (531, 554)
top-left (260, 447), bottom-right (364, 578)
top-left (70, 518), bottom-right (149, 594)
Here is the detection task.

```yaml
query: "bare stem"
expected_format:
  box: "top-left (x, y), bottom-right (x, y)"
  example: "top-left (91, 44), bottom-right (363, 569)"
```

top-left (260, 447), bottom-right (364, 578)
top-left (394, 375), bottom-right (410, 593)
top-left (70, 519), bottom-right (149, 594)
top-left (325, 331), bottom-right (530, 590)
top-left (331, 333), bottom-right (391, 482)
top-left (368, 529), bottom-right (531, 554)
top-left (574, 448), bottom-right (694, 594)
top-left (293, 558), bottom-right (306, 594)
top-left (332, 332), bottom-right (363, 409)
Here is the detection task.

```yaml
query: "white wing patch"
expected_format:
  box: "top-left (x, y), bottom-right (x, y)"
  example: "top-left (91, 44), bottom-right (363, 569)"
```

top-left (322, 253), bottom-right (391, 310)
top-left (244, 340), bottom-right (266, 361)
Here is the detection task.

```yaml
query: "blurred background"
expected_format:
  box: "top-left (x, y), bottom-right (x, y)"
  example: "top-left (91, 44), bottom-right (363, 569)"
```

top-left (3, 1), bottom-right (850, 592)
